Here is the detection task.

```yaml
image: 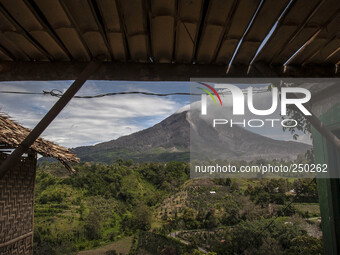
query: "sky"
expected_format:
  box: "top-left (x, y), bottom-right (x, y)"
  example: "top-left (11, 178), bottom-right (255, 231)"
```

top-left (0, 80), bottom-right (190, 148)
top-left (0, 80), bottom-right (311, 148)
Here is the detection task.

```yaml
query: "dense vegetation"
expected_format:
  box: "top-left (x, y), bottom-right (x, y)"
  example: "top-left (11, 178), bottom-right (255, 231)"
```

top-left (34, 159), bottom-right (322, 255)
top-left (34, 160), bottom-right (189, 254)
top-left (76, 147), bottom-right (191, 164)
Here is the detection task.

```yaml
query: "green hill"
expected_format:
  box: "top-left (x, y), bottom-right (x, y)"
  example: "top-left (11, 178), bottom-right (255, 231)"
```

top-left (34, 161), bottom-right (321, 255)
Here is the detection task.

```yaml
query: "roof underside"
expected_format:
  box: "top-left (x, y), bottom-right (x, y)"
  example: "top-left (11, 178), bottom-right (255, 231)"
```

top-left (0, 0), bottom-right (339, 79)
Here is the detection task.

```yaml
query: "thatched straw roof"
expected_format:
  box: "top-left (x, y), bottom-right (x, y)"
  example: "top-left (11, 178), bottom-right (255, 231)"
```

top-left (0, 113), bottom-right (79, 170)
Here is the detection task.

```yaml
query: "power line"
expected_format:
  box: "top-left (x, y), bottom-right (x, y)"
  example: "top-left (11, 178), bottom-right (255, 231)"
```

top-left (75, 91), bottom-right (197, 98)
top-left (251, 177), bottom-right (317, 249)
top-left (0, 87), bottom-right (271, 99)
top-left (0, 89), bottom-right (196, 97)
top-left (0, 90), bottom-right (45, 95)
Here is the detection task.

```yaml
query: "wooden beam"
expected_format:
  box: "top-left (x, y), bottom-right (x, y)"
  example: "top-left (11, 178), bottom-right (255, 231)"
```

top-left (0, 61), bottom-right (338, 81)
top-left (0, 59), bottom-right (102, 179)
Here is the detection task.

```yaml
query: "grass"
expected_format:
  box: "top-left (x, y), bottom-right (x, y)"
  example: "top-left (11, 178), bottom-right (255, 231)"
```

top-left (234, 178), bottom-right (262, 191)
top-left (293, 203), bottom-right (320, 216)
top-left (77, 236), bottom-right (134, 255)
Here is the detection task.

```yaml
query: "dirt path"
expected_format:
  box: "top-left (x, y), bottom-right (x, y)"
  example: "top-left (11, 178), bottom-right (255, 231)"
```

top-left (77, 236), bottom-right (133, 255)
top-left (168, 231), bottom-right (208, 254)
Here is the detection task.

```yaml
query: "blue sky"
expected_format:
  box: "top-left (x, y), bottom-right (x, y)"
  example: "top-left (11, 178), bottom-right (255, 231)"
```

top-left (0, 80), bottom-right (311, 148)
top-left (0, 80), bottom-right (190, 147)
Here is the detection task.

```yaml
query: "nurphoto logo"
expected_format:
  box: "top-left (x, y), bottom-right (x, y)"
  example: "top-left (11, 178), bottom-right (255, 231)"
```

top-left (199, 83), bottom-right (311, 128)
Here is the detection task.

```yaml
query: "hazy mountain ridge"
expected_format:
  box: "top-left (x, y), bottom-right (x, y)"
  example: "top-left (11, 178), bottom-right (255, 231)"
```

top-left (73, 110), bottom-right (311, 163)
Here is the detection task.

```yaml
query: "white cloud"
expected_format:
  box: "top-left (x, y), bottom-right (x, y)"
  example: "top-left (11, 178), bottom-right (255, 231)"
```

top-left (0, 81), bottom-right (312, 149)
top-left (0, 82), bottom-right (182, 148)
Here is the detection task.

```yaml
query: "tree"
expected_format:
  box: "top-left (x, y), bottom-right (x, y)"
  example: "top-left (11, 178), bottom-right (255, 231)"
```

top-left (84, 208), bottom-right (102, 240)
top-left (285, 235), bottom-right (322, 255)
top-left (116, 158), bottom-right (124, 166)
top-left (256, 191), bottom-right (270, 207)
top-left (181, 207), bottom-right (199, 229)
top-left (132, 203), bottom-right (152, 231)
top-left (278, 204), bottom-right (296, 217)
top-left (205, 209), bottom-right (219, 229)
top-left (222, 199), bottom-right (240, 226)
top-left (280, 90), bottom-right (311, 141)
top-left (293, 179), bottom-right (318, 202)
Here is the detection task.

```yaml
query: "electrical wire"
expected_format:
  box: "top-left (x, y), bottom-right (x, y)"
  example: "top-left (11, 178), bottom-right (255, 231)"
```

top-left (0, 85), bottom-right (315, 250)
top-left (0, 89), bottom-right (196, 97)
top-left (0, 87), bottom-right (271, 99)
top-left (0, 90), bottom-right (46, 95)
top-left (251, 177), bottom-right (317, 248)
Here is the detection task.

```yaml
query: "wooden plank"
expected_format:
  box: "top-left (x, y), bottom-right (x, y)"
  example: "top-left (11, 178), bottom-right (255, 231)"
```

top-left (326, 49), bottom-right (340, 64)
top-left (0, 32), bottom-right (29, 61)
top-left (274, 13), bottom-right (340, 65)
top-left (2, 0), bottom-right (70, 60)
top-left (307, 0), bottom-right (340, 25)
top-left (233, 0), bottom-right (290, 65)
top-left (0, 3), bottom-right (49, 61)
top-left (82, 31), bottom-right (110, 57)
top-left (307, 38), bottom-right (340, 64)
top-left (175, 0), bottom-right (203, 63)
top-left (255, 0), bottom-right (321, 63)
top-left (2, 0), bottom-right (43, 31)
top-left (127, 34), bottom-right (149, 62)
top-left (175, 22), bottom-right (198, 63)
top-left (256, 25), bottom-right (297, 63)
top-left (149, 0), bottom-right (176, 62)
top-left (149, 0), bottom-right (176, 63)
top-left (234, 41), bottom-right (261, 65)
top-left (96, 0), bottom-right (127, 60)
top-left (292, 15), bottom-right (340, 64)
top-left (106, 32), bottom-right (126, 60)
top-left (214, 0), bottom-right (260, 65)
top-left (60, 0), bottom-right (110, 59)
top-left (283, 0), bottom-right (322, 25)
top-left (3, 31), bottom-right (48, 60)
top-left (245, 0), bottom-right (290, 42)
top-left (55, 28), bottom-right (90, 61)
top-left (0, 60), bottom-right (102, 180)
top-left (196, 0), bottom-right (235, 63)
top-left (271, 0), bottom-right (340, 64)
top-left (0, 61), bottom-right (338, 81)
top-left (215, 38), bottom-right (238, 64)
top-left (118, 0), bottom-right (148, 62)
top-left (292, 38), bottom-right (328, 64)
top-left (150, 16), bottom-right (175, 62)
top-left (33, 0), bottom-right (71, 27)
top-left (0, 7), bottom-right (16, 31)
top-left (273, 27), bottom-right (319, 64)
top-left (196, 24), bottom-right (224, 63)
top-left (226, 0), bottom-right (260, 39)
top-left (34, 0), bottom-right (91, 60)
top-left (30, 31), bottom-right (69, 60)
top-left (178, 0), bottom-right (202, 22)
top-left (97, 0), bottom-right (121, 31)
top-left (0, 48), bottom-right (12, 61)
top-left (150, 0), bottom-right (176, 16)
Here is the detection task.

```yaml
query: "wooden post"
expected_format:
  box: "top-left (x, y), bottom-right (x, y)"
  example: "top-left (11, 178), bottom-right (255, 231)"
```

top-left (0, 59), bottom-right (102, 179)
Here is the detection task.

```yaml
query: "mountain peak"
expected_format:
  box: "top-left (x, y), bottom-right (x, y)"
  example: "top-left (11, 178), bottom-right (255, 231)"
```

top-left (73, 110), bottom-right (310, 163)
